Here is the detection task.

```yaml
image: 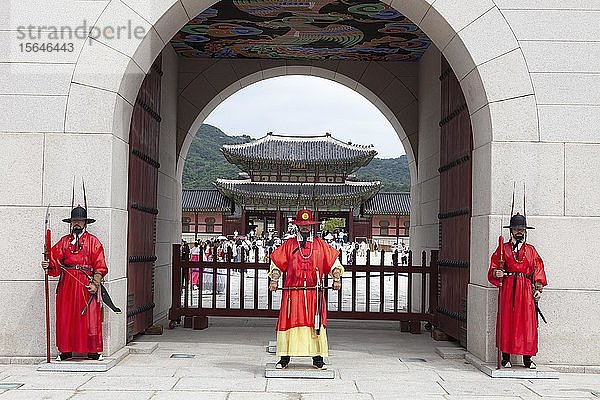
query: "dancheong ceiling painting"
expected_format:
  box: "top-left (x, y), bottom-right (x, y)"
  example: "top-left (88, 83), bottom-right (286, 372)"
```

top-left (170, 0), bottom-right (432, 61)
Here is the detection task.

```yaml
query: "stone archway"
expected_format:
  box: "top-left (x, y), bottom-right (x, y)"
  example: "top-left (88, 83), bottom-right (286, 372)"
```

top-left (62, 0), bottom-right (538, 362)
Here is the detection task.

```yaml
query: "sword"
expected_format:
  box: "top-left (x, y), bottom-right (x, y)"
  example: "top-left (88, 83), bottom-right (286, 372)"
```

top-left (279, 286), bottom-right (334, 291)
top-left (315, 267), bottom-right (322, 335)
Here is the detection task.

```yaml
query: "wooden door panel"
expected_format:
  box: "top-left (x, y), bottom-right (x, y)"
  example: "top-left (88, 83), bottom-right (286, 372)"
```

top-left (127, 56), bottom-right (162, 340)
top-left (437, 57), bottom-right (472, 346)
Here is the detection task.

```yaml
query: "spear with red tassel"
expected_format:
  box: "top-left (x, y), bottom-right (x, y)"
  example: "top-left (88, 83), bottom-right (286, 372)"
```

top-left (43, 205), bottom-right (51, 363)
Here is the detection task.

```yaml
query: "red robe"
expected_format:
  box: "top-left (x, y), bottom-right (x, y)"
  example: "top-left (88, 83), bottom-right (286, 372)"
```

top-left (488, 241), bottom-right (547, 356)
top-left (270, 237), bottom-right (339, 333)
top-left (48, 232), bottom-right (108, 354)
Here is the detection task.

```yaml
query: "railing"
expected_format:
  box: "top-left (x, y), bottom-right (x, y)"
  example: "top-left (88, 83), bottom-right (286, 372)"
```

top-left (168, 244), bottom-right (438, 331)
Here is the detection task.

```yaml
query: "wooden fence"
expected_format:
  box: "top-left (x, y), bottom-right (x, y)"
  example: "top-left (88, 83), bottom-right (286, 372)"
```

top-left (168, 244), bottom-right (438, 332)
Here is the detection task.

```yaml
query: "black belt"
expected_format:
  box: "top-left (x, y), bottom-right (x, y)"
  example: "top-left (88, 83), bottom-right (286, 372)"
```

top-left (63, 264), bottom-right (93, 273)
top-left (505, 272), bottom-right (533, 308)
top-left (505, 272), bottom-right (532, 280)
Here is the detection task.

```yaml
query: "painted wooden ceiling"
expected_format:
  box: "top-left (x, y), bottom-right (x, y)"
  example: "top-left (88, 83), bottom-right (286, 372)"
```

top-left (170, 0), bottom-right (432, 61)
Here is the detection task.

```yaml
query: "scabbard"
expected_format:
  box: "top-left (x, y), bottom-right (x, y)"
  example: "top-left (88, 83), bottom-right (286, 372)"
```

top-left (101, 285), bottom-right (122, 314)
top-left (81, 294), bottom-right (94, 315)
top-left (535, 302), bottom-right (547, 325)
top-left (82, 286), bottom-right (122, 315)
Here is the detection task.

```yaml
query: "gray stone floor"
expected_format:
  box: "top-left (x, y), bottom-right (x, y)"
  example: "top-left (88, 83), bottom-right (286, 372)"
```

top-left (1, 318), bottom-right (599, 399)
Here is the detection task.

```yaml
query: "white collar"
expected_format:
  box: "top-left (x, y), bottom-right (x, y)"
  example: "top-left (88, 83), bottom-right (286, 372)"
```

top-left (70, 228), bottom-right (86, 245)
top-left (511, 238), bottom-right (524, 250)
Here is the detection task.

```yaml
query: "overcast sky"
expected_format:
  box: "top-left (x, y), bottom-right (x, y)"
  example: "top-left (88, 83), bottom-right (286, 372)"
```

top-left (204, 75), bottom-right (405, 159)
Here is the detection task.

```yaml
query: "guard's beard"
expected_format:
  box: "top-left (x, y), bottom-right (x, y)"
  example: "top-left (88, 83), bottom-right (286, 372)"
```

top-left (513, 233), bottom-right (525, 243)
top-left (72, 226), bottom-right (84, 235)
top-left (300, 231), bottom-right (309, 247)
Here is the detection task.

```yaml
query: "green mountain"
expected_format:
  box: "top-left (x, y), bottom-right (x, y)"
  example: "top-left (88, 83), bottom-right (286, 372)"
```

top-left (182, 124), bottom-right (410, 192)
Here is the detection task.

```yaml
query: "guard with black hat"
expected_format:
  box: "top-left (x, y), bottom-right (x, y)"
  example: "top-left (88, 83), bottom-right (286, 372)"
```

top-left (41, 182), bottom-right (115, 361)
top-left (487, 187), bottom-right (548, 370)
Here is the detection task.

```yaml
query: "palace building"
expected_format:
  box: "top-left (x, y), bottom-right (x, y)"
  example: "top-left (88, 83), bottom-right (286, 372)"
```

top-left (182, 133), bottom-right (410, 245)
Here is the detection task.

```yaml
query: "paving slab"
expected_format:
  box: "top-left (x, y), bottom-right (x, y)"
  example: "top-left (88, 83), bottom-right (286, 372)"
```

top-left (300, 394), bottom-right (375, 400)
top-left (0, 389), bottom-right (75, 399)
top-left (69, 390), bottom-right (154, 400)
top-left (354, 380), bottom-right (447, 396)
top-left (265, 363), bottom-right (335, 379)
top-left (267, 377), bottom-right (357, 393)
top-left (127, 341), bottom-right (158, 354)
top-left (435, 346), bottom-right (467, 359)
top-left (79, 376), bottom-right (179, 391)
top-left (173, 376), bottom-right (267, 392)
top-left (150, 392), bottom-right (228, 400)
top-left (440, 379), bottom-right (540, 397)
top-left (524, 380), bottom-right (600, 398)
top-left (0, 373), bottom-right (92, 390)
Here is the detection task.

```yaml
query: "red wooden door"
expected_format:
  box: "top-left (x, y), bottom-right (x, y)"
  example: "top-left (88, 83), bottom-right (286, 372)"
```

top-left (127, 56), bottom-right (162, 340)
top-left (437, 57), bottom-right (472, 346)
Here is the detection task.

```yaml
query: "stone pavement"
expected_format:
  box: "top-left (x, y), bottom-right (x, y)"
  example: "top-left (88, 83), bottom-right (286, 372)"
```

top-left (1, 318), bottom-right (599, 399)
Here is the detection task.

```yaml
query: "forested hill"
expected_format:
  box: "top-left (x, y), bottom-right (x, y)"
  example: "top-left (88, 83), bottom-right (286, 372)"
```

top-left (182, 124), bottom-right (410, 192)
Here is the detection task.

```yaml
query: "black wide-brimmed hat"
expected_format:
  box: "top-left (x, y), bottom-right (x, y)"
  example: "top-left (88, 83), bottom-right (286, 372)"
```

top-left (62, 206), bottom-right (96, 224)
top-left (503, 213), bottom-right (533, 230)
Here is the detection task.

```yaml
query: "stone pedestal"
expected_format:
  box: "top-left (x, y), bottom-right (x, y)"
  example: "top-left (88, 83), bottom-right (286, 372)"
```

top-left (37, 347), bottom-right (129, 372)
top-left (465, 353), bottom-right (559, 379)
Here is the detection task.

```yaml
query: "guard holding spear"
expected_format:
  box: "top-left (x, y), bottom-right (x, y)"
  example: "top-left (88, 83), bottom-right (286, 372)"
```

top-left (268, 208), bottom-right (343, 370)
top-left (488, 186), bottom-right (548, 369)
top-left (41, 183), bottom-right (119, 361)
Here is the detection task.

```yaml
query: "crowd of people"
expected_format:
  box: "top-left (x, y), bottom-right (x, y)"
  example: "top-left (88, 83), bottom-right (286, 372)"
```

top-left (181, 226), bottom-right (411, 272)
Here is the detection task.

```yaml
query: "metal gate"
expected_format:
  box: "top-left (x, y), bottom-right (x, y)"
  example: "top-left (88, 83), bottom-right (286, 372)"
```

top-left (437, 57), bottom-right (473, 346)
top-left (126, 56), bottom-right (162, 340)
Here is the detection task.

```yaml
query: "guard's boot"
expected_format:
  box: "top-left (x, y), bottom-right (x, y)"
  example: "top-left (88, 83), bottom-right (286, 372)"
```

top-left (276, 356), bottom-right (290, 369)
top-left (312, 356), bottom-right (327, 370)
top-left (501, 352), bottom-right (512, 368)
top-left (87, 353), bottom-right (103, 361)
top-left (57, 352), bottom-right (72, 361)
top-left (523, 356), bottom-right (536, 369)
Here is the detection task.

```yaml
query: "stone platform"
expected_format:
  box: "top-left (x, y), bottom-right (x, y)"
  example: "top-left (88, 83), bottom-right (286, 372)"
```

top-left (466, 353), bottom-right (560, 379)
top-left (265, 362), bottom-right (335, 378)
top-left (266, 340), bottom-right (276, 353)
top-left (36, 348), bottom-right (129, 373)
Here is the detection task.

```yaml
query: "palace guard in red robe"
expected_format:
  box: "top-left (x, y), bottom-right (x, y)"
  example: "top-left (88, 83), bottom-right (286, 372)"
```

top-left (268, 208), bottom-right (344, 370)
top-left (41, 200), bottom-right (109, 361)
top-left (488, 212), bottom-right (547, 369)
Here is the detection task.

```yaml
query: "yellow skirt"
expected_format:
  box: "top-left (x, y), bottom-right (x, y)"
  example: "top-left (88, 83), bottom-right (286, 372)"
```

top-left (276, 326), bottom-right (328, 357)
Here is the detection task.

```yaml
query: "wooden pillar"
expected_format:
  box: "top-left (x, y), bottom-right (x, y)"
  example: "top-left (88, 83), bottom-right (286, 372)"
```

top-left (348, 210), bottom-right (354, 241)
top-left (275, 210), bottom-right (282, 237)
top-left (194, 211), bottom-right (199, 241)
top-left (240, 207), bottom-right (246, 235)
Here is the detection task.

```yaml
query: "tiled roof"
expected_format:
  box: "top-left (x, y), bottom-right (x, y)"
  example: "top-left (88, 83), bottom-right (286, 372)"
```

top-left (182, 189), bottom-right (232, 212)
top-left (362, 192), bottom-right (411, 215)
top-left (215, 179), bottom-right (381, 199)
top-left (221, 133), bottom-right (377, 165)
